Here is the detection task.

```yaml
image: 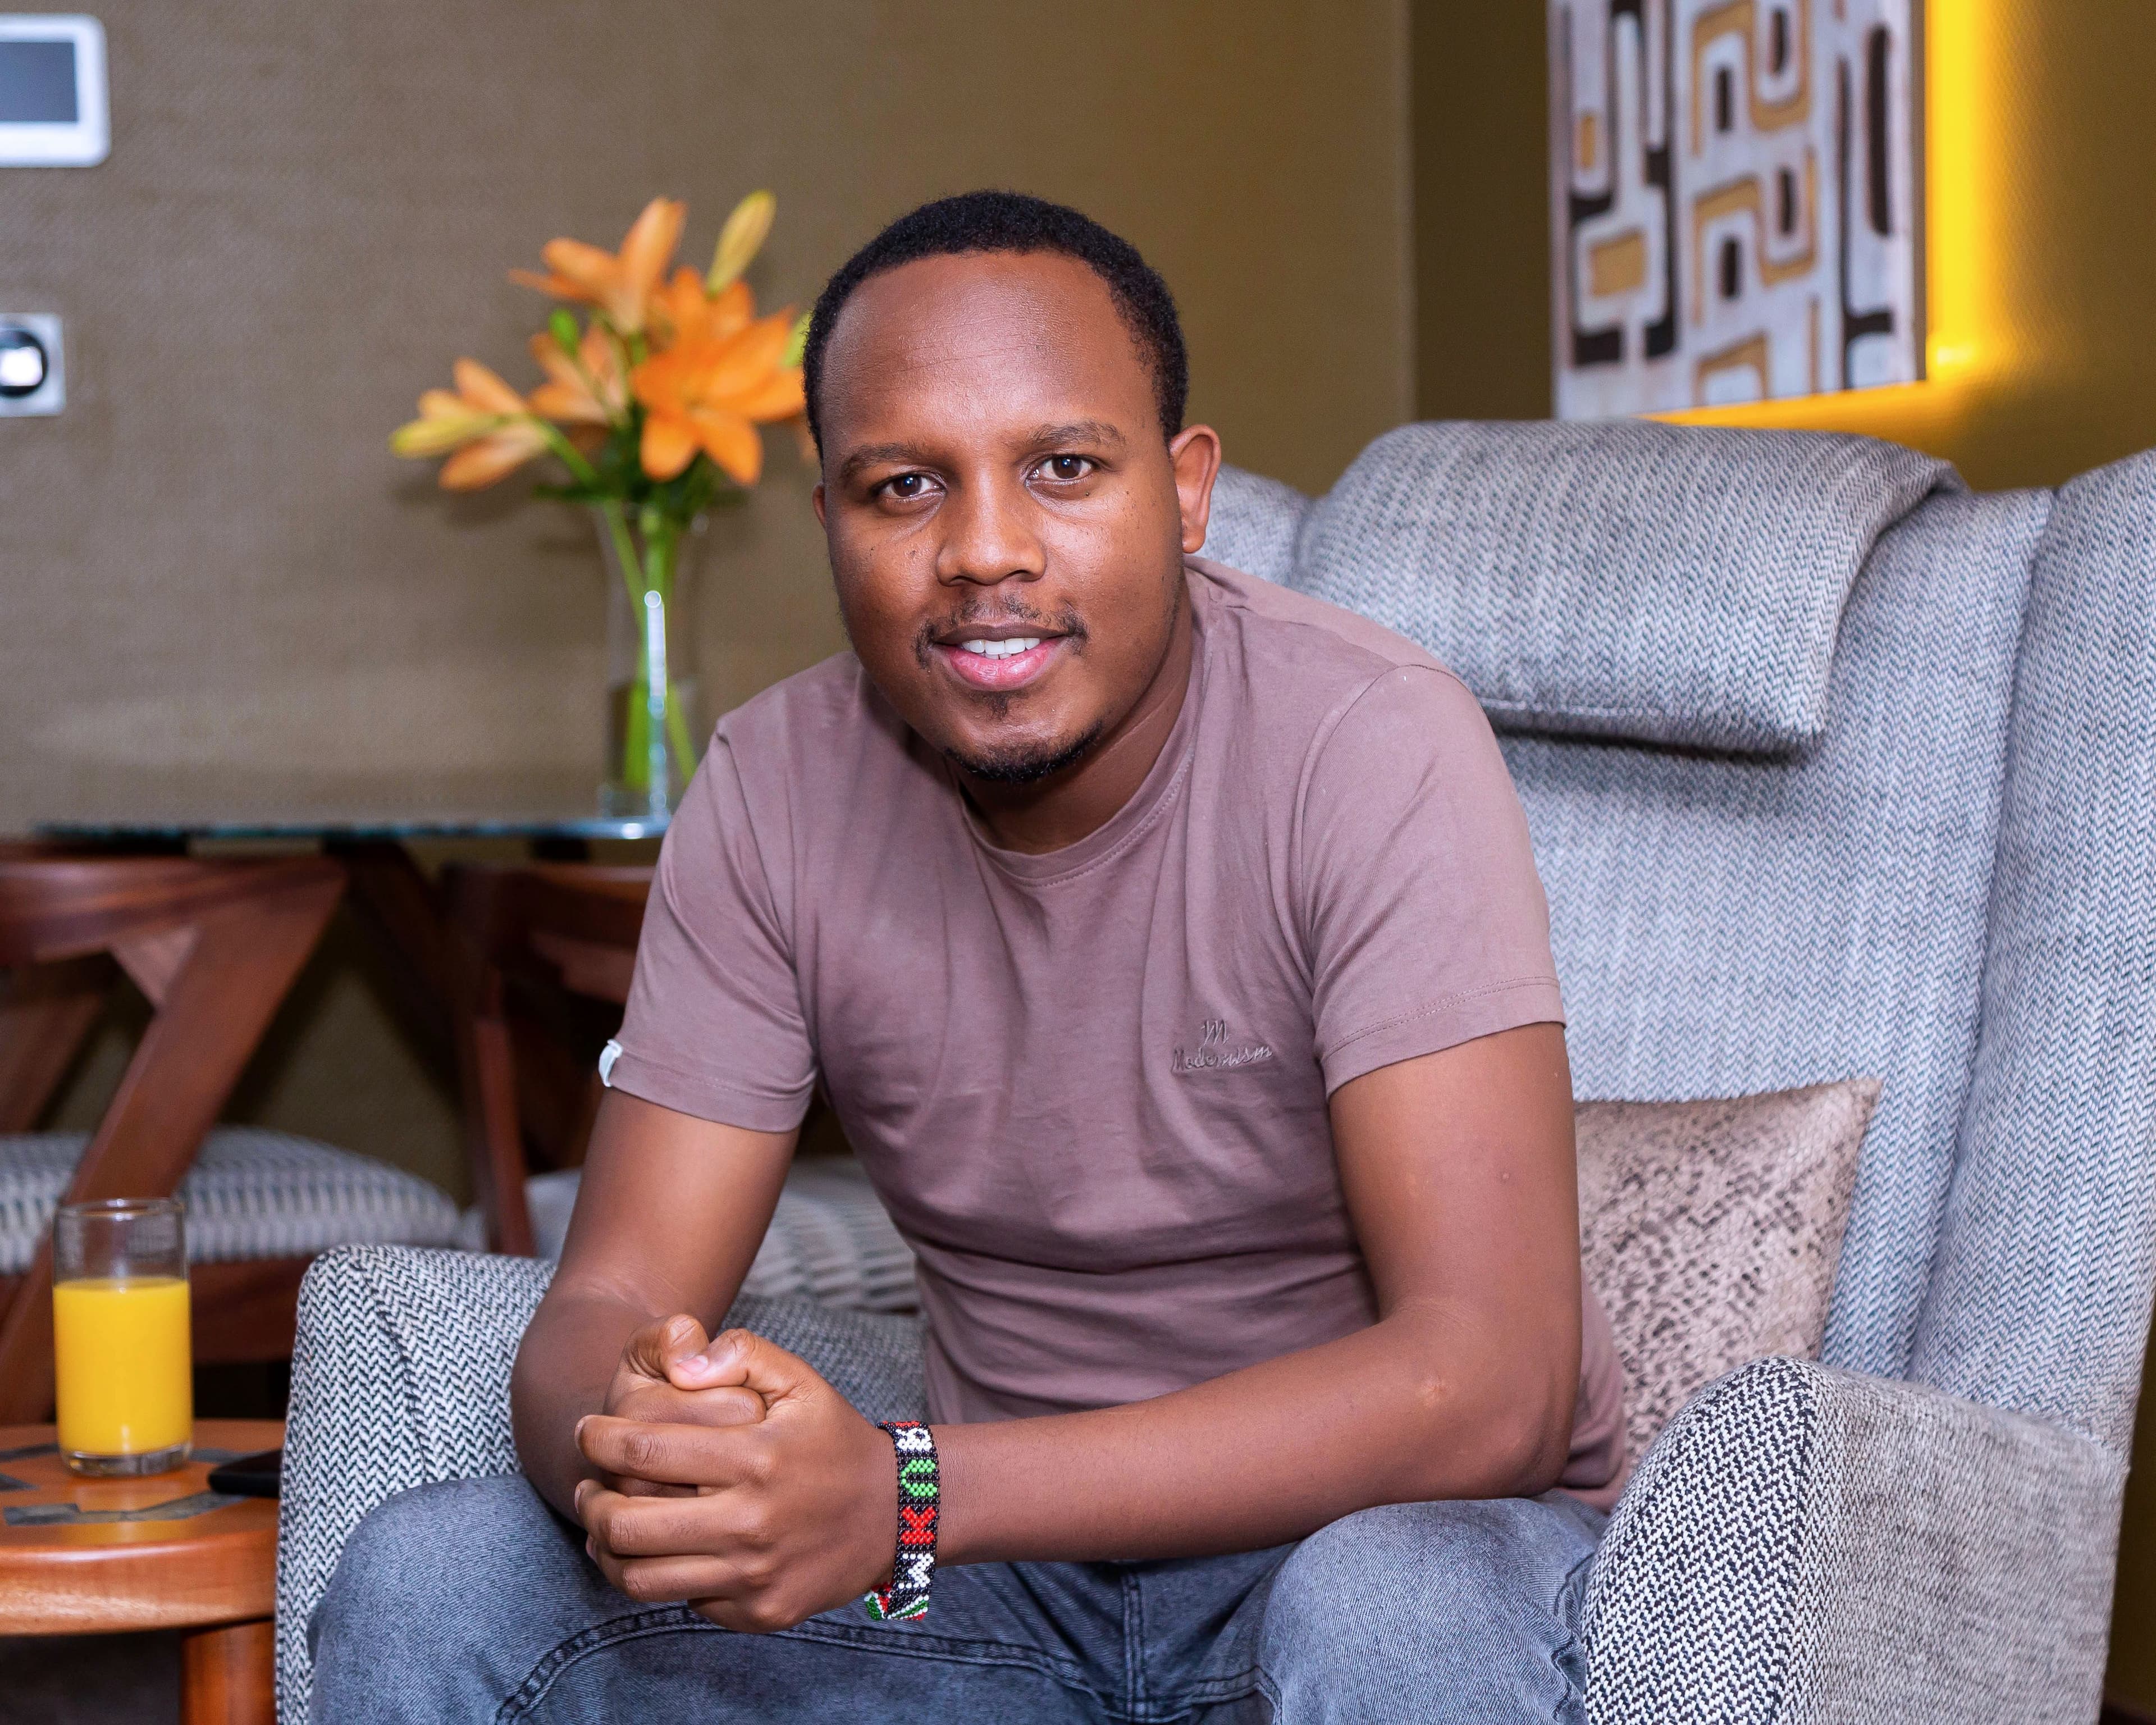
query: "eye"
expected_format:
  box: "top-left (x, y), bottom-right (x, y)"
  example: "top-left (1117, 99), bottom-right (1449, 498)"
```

top-left (1039, 454), bottom-right (1094, 483)
top-left (879, 472), bottom-right (935, 501)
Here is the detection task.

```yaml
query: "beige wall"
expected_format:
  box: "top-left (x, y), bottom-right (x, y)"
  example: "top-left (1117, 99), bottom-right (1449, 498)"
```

top-left (4, 1), bottom-right (1414, 1189)
top-left (1411, 0), bottom-right (2156, 1701)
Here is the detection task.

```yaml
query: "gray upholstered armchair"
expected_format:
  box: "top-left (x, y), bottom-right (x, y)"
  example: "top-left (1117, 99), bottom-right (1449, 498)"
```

top-left (274, 423), bottom-right (2156, 1723)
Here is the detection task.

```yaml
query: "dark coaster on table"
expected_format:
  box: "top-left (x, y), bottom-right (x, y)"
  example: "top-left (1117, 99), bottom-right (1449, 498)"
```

top-left (4, 1490), bottom-right (246, 1528)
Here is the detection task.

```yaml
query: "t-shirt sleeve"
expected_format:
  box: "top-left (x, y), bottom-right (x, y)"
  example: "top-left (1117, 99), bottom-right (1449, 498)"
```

top-left (1299, 664), bottom-right (1564, 1093)
top-left (605, 736), bottom-right (819, 1132)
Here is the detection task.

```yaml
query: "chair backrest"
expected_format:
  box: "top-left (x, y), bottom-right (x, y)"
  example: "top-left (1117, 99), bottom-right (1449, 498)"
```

top-left (1203, 426), bottom-right (2156, 1452)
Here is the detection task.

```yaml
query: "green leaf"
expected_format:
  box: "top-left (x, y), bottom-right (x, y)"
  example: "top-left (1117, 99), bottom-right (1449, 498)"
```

top-left (550, 308), bottom-right (581, 357)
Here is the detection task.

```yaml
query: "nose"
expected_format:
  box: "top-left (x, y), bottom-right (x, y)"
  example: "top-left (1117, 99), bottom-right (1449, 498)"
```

top-left (934, 467), bottom-right (1045, 590)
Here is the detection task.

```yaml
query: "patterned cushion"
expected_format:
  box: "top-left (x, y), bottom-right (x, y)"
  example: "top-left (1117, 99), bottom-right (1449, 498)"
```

top-left (0, 1128), bottom-right (463, 1274)
top-left (1196, 462), bottom-right (1313, 585)
top-left (1294, 421), bottom-right (1954, 751)
top-left (1578, 1080), bottom-right (1878, 1461)
top-left (524, 1155), bottom-right (917, 1313)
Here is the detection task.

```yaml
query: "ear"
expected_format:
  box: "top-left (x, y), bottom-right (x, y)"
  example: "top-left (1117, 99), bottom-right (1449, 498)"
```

top-left (812, 481), bottom-right (828, 528)
top-left (1169, 425), bottom-right (1223, 556)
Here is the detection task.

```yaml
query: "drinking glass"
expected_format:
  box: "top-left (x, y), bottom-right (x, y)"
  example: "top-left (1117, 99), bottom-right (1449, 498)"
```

top-left (51, 1197), bottom-right (193, 1476)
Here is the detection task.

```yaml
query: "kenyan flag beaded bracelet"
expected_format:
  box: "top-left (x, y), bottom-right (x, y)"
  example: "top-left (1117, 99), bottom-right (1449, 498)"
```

top-left (862, 1420), bottom-right (939, 1621)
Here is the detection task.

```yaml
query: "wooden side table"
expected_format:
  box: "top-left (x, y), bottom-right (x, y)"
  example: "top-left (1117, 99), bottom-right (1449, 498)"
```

top-left (0, 1420), bottom-right (282, 1724)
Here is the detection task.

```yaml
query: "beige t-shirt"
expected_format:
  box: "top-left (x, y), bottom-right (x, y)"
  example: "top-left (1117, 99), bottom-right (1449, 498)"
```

top-left (611, 557), bottom-right (1628, 1503)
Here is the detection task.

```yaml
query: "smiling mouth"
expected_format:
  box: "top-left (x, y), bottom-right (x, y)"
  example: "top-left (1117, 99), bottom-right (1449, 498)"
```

top-left (934, 633), bottom-right (1067, 691)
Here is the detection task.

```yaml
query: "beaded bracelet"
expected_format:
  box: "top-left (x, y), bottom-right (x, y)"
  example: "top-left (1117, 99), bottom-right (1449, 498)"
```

top-left (862, 1420), bottom-right (939, 1621)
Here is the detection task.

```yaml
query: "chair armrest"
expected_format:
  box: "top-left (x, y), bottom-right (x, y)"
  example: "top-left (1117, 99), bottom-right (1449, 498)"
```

top-left (1583, 1356), bottom-right (2124, 1724)
top-left (273, 1244), bottom-right (925, 1723)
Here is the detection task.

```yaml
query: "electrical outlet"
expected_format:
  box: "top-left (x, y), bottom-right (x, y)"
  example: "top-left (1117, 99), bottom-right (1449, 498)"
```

top-left (0, 313), bottom-right (63, 414)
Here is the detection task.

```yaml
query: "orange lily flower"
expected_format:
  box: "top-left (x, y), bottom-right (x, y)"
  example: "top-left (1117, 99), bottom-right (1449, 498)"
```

top-left (631, 308), bottom-right (806, 485)
top-left (649, 267), bottom-right (755, 353)
top-left (511, 197), bottom-right (684, 335)
top-left (389, 358), bottom-right (551, 490)
top-left (527, 326), bottom-right (627, 427)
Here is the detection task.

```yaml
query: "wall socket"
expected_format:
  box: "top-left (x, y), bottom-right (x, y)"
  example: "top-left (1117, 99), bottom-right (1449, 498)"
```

top-left (0, 313), bottom-right (63, 414)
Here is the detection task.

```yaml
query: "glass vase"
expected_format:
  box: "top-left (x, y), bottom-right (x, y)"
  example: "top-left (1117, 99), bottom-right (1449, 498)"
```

top-left (596, 506), bottom-right (706, 819)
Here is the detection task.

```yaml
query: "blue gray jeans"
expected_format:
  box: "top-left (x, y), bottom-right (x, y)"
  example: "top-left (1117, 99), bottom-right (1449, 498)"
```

top-left (310, 1475), bottom-right (1602, 1722)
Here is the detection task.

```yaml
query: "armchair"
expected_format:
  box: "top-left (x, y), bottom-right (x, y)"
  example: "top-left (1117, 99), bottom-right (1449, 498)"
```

top-left (275, 423), bottom-right (2156, 1723)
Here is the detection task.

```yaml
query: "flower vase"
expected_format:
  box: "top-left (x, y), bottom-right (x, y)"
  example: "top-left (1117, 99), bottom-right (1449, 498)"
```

top-left (596, 506), bottom-right (706, 818)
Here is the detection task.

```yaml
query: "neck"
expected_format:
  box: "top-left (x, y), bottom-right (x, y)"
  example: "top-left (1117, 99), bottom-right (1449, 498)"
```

top-left (958, 586), bottom-right (1195, 855)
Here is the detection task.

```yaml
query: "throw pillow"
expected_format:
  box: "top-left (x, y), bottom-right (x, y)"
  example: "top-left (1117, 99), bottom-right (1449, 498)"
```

top-left (1577, 1078), bottom-right (1880, 1463)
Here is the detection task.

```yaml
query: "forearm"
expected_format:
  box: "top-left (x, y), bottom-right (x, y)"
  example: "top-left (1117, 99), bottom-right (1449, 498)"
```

top-left (511, 1287), bottom-right (662, 1516)
top-left (935, 1298), bottom-right (1577, 1566)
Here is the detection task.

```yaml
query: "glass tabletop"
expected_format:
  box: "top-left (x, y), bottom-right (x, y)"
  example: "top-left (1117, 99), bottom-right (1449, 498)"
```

top-left (29, 770), bottom-right (671, 844)
top-left (40, 813), bottom-right (668, 842)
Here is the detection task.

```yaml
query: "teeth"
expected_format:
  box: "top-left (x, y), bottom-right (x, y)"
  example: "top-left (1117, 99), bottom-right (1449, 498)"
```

top-left (960, 637), bottom-right (1043, 659)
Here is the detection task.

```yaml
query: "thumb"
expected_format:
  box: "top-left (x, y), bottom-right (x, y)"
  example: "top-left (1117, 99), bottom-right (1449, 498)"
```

top-left (622, 1313), bottom-right (711, 1384)
top-left (671, 1327), bottom-right (819, 1402)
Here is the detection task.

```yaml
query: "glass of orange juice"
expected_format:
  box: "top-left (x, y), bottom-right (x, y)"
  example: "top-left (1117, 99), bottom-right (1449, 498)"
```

top-left (52, 1197), bottom-right (192, 1476)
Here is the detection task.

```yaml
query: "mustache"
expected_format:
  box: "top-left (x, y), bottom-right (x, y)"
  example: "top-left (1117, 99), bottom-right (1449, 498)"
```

top-left (912, 596), bottom-right (1088, 664)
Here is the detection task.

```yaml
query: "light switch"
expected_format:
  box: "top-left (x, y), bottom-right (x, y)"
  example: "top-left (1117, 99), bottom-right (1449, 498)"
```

top-left (0, 313), bottom-right (62, 414)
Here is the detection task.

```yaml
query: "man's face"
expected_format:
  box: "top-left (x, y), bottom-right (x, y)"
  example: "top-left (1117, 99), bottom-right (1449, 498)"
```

top-left (813, 252), bottom-right (1214, 783)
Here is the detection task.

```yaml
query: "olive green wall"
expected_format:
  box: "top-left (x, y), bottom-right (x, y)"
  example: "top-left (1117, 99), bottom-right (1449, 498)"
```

top-left (3, 0), bottom-right (1414, 1189)
top-left (1410, 0), bottom-right (2156, 1702)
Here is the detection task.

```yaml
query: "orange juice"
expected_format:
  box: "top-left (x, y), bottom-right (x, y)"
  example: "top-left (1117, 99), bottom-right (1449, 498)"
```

top-left (52, 1275), bottom-right (193, 1458)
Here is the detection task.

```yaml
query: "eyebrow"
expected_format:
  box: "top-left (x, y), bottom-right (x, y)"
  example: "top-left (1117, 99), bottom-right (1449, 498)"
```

top-left (835, 420), bottom-right (1130, 486)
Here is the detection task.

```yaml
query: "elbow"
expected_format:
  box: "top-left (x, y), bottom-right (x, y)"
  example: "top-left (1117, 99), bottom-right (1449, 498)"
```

top-left (1396, 1330), bottom-right (1578, 1501)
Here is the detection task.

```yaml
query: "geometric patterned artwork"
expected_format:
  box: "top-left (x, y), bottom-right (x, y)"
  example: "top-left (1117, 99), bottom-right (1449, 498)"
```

top-left (1550, 0), bottom-right (1922, 416)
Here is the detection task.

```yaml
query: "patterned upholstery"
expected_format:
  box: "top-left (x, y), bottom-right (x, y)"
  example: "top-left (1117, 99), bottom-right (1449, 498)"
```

top-left (1578, 1079), bottom-right (1878, 1461)
top-left (524, 1156), bottom-right (919, 1313)
top-left (275, 1246), bottom-right (926, 1722)
top-left (274, 425), bottom-right (2156, 1723)
top-left (1584, 1358), bottom-right (2122, 1723)
top-left (0, 1127), bottom-right (462, 1275)
top-left (1490, 488), bottom-right (2050, 1386)
top-left (1195, 462), bottom-right (1313, 585)
top-left (1296, 421), bottom-right (1956, 751)
top-left (1910, 449), bottom-right (2156, 1452)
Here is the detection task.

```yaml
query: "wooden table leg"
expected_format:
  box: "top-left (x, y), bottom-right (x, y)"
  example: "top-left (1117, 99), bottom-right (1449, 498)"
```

top-left (181, 1618), bottom-right (275, 1725)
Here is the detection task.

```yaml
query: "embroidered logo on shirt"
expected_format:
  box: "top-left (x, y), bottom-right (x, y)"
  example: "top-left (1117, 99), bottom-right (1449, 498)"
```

top-left (1172, 1018), bottom-right (1276, 1075)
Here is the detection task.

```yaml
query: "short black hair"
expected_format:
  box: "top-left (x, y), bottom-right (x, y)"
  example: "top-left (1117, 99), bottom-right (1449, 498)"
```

top-left (802, 190), bottom-right (1187, 450)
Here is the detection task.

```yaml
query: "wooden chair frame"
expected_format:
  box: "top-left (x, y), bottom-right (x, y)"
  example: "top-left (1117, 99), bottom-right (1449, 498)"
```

top-left (0, 854), bottom-right (345, 1422)
top-left (443, 863), bottom-right (651, 1256)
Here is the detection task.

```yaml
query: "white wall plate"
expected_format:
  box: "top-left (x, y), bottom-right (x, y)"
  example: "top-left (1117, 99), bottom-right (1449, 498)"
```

top-left (0, 16), bottom-right (108, 166)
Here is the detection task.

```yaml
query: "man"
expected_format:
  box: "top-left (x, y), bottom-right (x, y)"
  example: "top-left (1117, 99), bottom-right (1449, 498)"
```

top-left (316, 191), bottom-right (1625, 1723)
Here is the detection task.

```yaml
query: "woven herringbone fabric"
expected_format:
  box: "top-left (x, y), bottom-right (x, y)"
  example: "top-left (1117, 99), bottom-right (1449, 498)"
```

top-left (274, 1244), bottom-right (928, 1722)
top-left (1196, 462), bottom-right (1312, 585)
top-left (1294, 421), bottom-right (1955, 751)
top-left (1583, 1358), bottom-right (2121, 1723)
top-left (0, 1127), bottom-right (461, 1274)
top-left (1499, 488), bottom-right (2050, 1384)
top-left (1911, 449), bottom-right (2156, 1452)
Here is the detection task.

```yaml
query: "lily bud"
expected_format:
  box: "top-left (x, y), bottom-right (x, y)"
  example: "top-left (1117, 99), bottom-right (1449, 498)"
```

top-left (708, 190), bottom-right (776, 293)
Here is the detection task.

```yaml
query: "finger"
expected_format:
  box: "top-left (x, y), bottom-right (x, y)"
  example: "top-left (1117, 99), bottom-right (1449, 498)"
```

top-left (619, 1314), bottom-right (712, 1386)
top-left (608, 1475), bottom-right (698, 1499)
top-left (591, 1546), bottom-right (751, 1607)
top-left (577, 1414), bottom-right (766, 1490)
top-left (581, 1487), bottom-right (731, 1559)
top-left (610, 1381), bottom-right (766, 1430)
top-left (673, 1327), bottom-right (820, 1402)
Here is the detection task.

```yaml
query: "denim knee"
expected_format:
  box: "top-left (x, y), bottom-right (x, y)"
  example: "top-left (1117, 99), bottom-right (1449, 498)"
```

top-left (1257, 1496), bottom-right (1601, 1724)
top-left (310, 1473), bottom-right (586, 1717)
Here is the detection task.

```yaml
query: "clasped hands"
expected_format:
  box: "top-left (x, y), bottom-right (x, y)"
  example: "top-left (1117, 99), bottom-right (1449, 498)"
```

top-left (573, 1315), bottom-right (898, 1632)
